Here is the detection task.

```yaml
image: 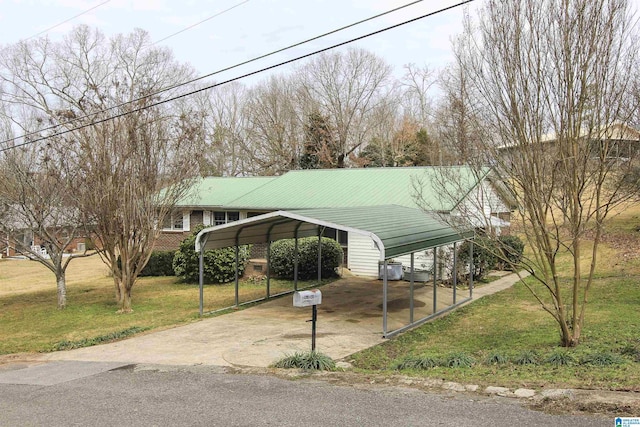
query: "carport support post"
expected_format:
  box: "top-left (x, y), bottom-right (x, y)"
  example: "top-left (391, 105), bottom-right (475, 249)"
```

top-left (433, 247), bottom-right (437, 314)
top-left (453, 242), bottom-right (458, 304)
top-left (199, 245), bottom-right (204, 317)
top-left (294, 224), bottom-right (301, 291)
top-left (317, 227), bottom-right (324, 286)
top-left (410, 253), bottom-right (415, 324)
top-left (469, 240), bottom-right (474, 298)
top-left (234, 237), bottom-right (240, 308)
top-left (266, 239), bottom-right (271, 298)
top-left (383, 259), bottom-right (388, 336)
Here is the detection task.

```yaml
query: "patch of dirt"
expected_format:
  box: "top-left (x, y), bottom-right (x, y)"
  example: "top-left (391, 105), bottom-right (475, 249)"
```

top-left (600, 230), bottom-right (640, 261)
top-left (0, 353), bottom-right (46, 371)
top-left (530, 393), bottom-right (640, 417)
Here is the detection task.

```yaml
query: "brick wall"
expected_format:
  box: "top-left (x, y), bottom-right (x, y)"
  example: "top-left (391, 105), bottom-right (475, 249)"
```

top-left (155, 232), bottom-right (189, 251)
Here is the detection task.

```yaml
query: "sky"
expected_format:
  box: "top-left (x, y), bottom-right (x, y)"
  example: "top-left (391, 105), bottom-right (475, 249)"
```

top-left (0, 0), bottom-right (477, 85)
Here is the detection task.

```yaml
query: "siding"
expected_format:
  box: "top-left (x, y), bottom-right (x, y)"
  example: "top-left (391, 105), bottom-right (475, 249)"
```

top-left (453, 182), bottom-right (510, 230)
top-left (347, 232), bottom-right (381, 277)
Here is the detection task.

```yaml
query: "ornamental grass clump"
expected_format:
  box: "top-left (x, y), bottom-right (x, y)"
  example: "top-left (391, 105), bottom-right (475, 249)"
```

top-left (514, 350), bottom-right (539, 366)
top-left (394, 356), bottom-right (439, 370)
top-left (272, 351), bottom-right (336, 371)
top-left (445, 352), bottom-right (475, 368)
top-left (546, 349), bottom-right (576, 367)
top-left (485, 352), bottom-right (508, 365)
top-left (581, 351), bottom-right (623, 366)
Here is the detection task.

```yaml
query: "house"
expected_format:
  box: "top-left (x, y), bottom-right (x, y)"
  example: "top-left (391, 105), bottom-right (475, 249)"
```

top-left (497, 122), bottom-right (640, 164)
top-left (158, 166), bottom-right (515, 277)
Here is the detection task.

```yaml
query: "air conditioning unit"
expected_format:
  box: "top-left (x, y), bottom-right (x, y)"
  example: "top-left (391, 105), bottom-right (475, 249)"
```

top-left (77, 243), bottom-right (86, 253)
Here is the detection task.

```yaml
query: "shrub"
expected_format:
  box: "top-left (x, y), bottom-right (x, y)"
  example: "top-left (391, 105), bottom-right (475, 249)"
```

top-left (270, 237), bottom-right (343, 280)
top-left (172, 225), bottom-right (251, 284)
top-left (445, 352), bottom-right (475, 368)
top-left (395, 356), bottom-right (439, 370)
top-left (546, 349), bottom-right (576, 366)
top-left (497, 235), bottom-right (525, 270)
top-left (139, 251), bottom-right (176, 277)
top-left (514, 350), bottom-right (539, 365)
top-left (272, 351), bottom-right (336, 371)
top-left (457, 238), bottom-right (498, 281)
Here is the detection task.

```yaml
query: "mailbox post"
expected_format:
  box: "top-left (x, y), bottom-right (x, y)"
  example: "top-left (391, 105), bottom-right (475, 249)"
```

top-left (293, 289), bottom-right (322, 351)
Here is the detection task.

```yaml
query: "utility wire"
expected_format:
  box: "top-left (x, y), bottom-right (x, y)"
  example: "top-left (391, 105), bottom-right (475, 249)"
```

top-left (152, 0), bottom-right (251, 46)
top-left (22, 0), bottom-right (111, 42)
top-left (0, 0), bottom-right (474, 152)
top-left (1, 0), bottom-right (430, 148)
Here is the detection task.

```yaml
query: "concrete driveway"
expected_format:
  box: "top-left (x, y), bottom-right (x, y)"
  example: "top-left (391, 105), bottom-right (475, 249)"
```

top-left (40, 273), bottom-right (523, 367)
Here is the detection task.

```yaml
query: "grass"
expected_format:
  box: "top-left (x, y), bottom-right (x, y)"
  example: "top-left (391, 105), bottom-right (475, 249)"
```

top-left (0, 256), bottom-right (328, 354)
top-left (350, 205), bottom-right (640, 391)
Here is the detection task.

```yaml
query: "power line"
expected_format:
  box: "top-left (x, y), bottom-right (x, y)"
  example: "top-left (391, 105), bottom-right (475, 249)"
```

top-left (0, 0), bottom-right (474, 153)
top-left (22, 0), bottom-right (111, 42)
top-left (0, 0), bottom-right (430, 149)
top-left (152, 0), bottom-right (251, 46)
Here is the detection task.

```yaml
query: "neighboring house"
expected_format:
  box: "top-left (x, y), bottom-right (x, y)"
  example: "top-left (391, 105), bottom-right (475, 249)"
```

top-left (498, 122), bottom-right (640, 164)
top-left (1, 218), bottom-right (90, 259)
top-left (159, 166), bottom-right (516, 277)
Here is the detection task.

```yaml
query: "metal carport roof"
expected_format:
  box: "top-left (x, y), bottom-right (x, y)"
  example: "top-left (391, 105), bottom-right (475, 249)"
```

top-left (195, 205), bottom-right (473, 260)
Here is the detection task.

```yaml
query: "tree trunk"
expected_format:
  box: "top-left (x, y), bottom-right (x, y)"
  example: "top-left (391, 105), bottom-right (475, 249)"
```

top-left (56, 274), bottom-right (67, 309)
top-left (113, 276), bottom-right (122, 302)
top-left (117, 280), bottom-right (133, 313)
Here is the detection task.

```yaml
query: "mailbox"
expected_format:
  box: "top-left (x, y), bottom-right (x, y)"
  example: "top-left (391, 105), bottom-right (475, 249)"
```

top-left (293, 289), bottom-right (322, 307)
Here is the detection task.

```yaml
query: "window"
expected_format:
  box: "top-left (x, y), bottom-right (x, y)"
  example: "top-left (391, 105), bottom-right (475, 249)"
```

top-left (214, 212), bottom-right (226, 226)
top-left (163, 212), bottom-right (184, 231)
top-left (212, 211), bottom-right (240, 226)
top-left (324, 228), bottom-right (348, 246)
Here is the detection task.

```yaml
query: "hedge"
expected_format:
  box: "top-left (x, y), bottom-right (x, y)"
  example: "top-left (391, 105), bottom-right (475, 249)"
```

top-left (270, 237), bottom-right (343, 280)
top-left (457, 238), bottom-right (498, 281)
top-left (172, 225), bottom-right (251, 284)
top-left (139, 251), bottom-right (175, 277)
top-left (497, 235), bottom-right (525, 269)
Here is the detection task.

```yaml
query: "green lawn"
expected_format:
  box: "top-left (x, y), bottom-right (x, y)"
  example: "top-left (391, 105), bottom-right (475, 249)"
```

top-left (350, 275), bottom-right (640, 390)
top-left (0, 256), bottom-right (325, 354)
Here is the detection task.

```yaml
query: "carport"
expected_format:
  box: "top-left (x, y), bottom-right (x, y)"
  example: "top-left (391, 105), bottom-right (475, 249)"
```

top-left (195, 205), bottom-right (474, 338)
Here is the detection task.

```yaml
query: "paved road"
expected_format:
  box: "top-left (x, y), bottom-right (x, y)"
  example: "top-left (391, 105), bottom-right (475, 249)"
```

top-left (0, 363), bottom-right (609, 427)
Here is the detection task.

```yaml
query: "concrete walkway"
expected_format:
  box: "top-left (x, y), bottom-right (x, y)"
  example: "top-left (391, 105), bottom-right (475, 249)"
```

top-left (39, 272), bottom-right (527, 368)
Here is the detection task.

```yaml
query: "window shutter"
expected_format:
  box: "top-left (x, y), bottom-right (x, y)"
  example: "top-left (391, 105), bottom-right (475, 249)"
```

top-left (183, 211), bottom-right (191, 231)
top-left (203, 211), bottom-right (211, 226)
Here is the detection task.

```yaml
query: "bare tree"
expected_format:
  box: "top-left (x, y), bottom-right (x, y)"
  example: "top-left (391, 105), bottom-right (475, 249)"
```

top-left (0, 26), bottom-right (202, 312)
top-left (243, 74), bottom-right (304, 175)
top-left (435, 59), bottom-right (488, 166)
top-left (0, 141), bottom-right (92, 309)
top-left (435, 0), bottom-right (640, 347)
top-left (197, 83), bottom-right (250, 176)
top-left (297, 48), bottom-right (393, 168)
top-left (399, 63), bottom-right (437, 128)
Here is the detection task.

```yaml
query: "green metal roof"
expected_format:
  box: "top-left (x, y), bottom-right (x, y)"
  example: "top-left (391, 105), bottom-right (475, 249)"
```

top-left (196, 205), bottom-right (473, 260)
top-left (177, 177), bottom-right (275, 207)
top-left (224, 167), bottom-right (488, 211)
